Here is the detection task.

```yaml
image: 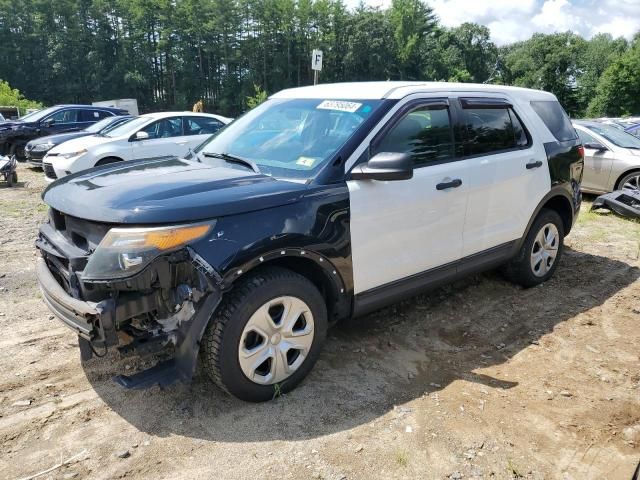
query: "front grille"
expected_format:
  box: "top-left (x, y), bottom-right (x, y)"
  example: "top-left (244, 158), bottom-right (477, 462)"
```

top-left (43, 163), bottom-right (57, 179)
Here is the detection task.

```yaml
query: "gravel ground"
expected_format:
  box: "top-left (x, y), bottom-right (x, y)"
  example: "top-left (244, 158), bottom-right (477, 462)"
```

top-left (1, 164), bottom-right (639, 480)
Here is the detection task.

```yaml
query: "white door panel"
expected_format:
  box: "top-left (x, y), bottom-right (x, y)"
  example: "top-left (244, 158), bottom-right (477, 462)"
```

top-left (348, 162), bottom-right (467, 294)
top-left (462, 146), bottom-right (549, 256)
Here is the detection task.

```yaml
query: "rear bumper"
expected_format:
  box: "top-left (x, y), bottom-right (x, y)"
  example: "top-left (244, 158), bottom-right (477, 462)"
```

top-left (36, 257), bottom-right (117, 346)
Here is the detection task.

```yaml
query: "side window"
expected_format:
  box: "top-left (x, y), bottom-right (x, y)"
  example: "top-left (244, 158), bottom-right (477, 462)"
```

top-left (373, 105), bottom-right (454, 166)
top-left (80, 109), bottom-right (111, 122)
top-left (462, 107), bottom-right (529, 156)
top-left (530, 100), bottom-right (577, 142)
top-left (47, 109), bottom-right (79, 124)
top-left (141, 117), bottom-right (183, 139)
top-left (183, 116), bottom-right (224, 136)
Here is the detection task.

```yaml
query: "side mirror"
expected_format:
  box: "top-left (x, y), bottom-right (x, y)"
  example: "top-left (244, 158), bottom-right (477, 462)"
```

top-left (350, 152), bottom-right (413, 181)
top-left (583, 142), bottom-right (607, 152)
top-left (133, 131), bottom-right (150, 141)
top-left (42, 119), bottom-right (54, 127)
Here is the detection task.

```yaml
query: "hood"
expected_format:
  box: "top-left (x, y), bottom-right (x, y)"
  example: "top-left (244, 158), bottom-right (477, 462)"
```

top-left (49, 134), bottom-right (114, 154)
top-left (0, 120), bottom-right (32, 131)
top-left (28, 131), bottom-right (90, 148)
top-left (42, 157), bottom-right (308, 224)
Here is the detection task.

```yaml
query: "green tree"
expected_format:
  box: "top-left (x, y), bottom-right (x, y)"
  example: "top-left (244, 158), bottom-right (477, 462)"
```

top-left (0, 80), bottom-right (41, 114)
top-left (587, 35), bottom-right (640, 116)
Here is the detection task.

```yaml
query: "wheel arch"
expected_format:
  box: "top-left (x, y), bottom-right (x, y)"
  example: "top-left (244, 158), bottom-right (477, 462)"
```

top-left (95, 155), bottom-right (124, 166)
top-left (614, 168), bottom-right (640, 191)
top-left (222, 249), bottom-right (351, 323)
top-left (518, 189), bottom-right (575, 254)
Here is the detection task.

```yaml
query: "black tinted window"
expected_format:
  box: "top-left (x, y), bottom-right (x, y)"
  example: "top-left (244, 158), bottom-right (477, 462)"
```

top-left (184, 116), bottom-right (224, 136)
top-left (48, 109), bottom-right (79, 123)
top-left (375, 106), bottom-right (454, 166)
top-left (463, 107), bottom-right (529, 155)
top-left (576, 129), bottom-right (597, 145)
top-left (530, 100), bottom-right (577, 142)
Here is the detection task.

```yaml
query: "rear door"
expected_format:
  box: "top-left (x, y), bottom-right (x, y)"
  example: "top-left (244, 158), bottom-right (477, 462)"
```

top-left (575, 126), bottom-right (614, 193)
top-left (455, 97), bottom-right (550, 256)
top-left (348, 97), bottom-right (468, 294)
top-left (131, 116), bottom-right (185, 160)
top-left (182, 116), bottom-right (225, 149)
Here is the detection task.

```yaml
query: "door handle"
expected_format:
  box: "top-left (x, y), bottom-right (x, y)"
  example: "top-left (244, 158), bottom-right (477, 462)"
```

top-left (526, 160), bottom-right (543, 169)
top-left (436, 178), bottom-right (462, 190)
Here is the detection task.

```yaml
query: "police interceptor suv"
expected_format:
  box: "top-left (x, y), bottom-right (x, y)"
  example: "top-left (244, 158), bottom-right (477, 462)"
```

top-left (36, 82), bottom-right (583, 402)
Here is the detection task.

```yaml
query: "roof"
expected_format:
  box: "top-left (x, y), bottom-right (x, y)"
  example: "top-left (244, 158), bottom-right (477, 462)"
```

top-left (271, 81), bottom-right (557, 101)
top-left (54, 104), bottom-right (126, 110)
top-left (139, 111), bottom-right (232, 122)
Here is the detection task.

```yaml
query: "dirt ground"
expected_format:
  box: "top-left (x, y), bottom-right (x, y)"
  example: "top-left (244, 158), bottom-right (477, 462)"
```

top-left (0, 164), bottom-right (638, 480)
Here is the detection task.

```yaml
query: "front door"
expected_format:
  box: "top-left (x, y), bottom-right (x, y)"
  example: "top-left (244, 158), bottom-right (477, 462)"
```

top-left (132, 116), bottom-right (185, 160)
top-left (348, 99), bottom-right (467, 294)
top-left (576, 128), bottom-right (614, 193)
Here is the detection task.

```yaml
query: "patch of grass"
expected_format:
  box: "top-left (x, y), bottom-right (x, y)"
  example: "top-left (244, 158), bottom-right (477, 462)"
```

top-left (507, 458), bottom-right (523, 478)
top-left (395, 450), bottom-right (408, 467)
top-left (36, 203), bottom-right (48, 213)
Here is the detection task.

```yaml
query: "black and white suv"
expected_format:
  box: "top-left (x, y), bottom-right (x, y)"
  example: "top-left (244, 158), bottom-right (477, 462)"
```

top-left (36, 82), bottom-right (583, 402)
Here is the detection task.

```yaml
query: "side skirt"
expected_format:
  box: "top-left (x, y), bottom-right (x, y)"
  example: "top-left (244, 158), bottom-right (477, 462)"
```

top-left (352, 240), bottom-right (517, 318)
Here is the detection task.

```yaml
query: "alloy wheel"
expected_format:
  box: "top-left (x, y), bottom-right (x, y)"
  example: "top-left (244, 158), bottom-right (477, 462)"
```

top-left (622, 173), bottom-right (640, 191)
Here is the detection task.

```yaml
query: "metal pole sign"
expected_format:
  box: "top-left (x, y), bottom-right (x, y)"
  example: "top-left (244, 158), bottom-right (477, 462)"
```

top-left (311, 50), bottom-right (323, 71)
top-left (312, 49), bottom-right (322, 85)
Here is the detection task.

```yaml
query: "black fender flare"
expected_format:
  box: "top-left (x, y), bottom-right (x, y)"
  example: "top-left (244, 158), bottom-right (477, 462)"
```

top-left (221, 248), bottom-right (351, 321)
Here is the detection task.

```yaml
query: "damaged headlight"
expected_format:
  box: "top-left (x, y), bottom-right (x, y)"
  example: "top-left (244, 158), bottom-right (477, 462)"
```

top-left (82, 222), bottom-right (214, 280)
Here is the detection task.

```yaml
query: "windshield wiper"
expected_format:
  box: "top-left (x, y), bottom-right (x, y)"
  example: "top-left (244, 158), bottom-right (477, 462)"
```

top-left (202, 152), bottom-right (260, 173)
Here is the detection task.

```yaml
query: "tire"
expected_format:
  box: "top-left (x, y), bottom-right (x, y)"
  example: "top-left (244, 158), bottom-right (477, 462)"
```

top-left (503, 208), bottom-right (564, 288)
top-left (8, 171), bottom-right (17, 187)
top-left (95, 157), bottom-right (122, 166)
top-left (201, 267), bottom-right (327, 402)
top-left (617, 170), bottom-right (640, 191)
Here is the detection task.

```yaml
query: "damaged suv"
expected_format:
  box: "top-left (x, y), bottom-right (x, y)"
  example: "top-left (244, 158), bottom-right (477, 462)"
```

top-left (36, 82), bottom-right (583, 402)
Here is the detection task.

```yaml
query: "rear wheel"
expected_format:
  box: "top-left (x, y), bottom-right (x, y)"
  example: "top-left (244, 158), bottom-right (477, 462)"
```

top-left (503, 209), bottom-right (564, 288)
top-left (200, 267), bottom-right (327, 402)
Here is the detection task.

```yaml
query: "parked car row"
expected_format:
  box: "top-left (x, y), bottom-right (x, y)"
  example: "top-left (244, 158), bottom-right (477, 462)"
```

top-left (42, 111), bottom-right (231, 181)
top-left (0, 104), bottom-right (128, 159)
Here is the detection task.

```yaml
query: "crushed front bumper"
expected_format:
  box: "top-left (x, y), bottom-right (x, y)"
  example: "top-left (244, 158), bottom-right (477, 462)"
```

top-left (591, 189), bottom-right (640, 219)
top-left (36, 257), bottom-right (118, 347)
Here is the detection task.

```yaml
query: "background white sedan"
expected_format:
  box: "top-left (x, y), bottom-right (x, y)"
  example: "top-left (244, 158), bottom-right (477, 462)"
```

top-left (43, 111), bottom-right (231, 181)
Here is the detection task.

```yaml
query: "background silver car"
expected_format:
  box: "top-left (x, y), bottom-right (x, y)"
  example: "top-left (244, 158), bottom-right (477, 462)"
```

top-left (573, 120), bottom-right (640, 193)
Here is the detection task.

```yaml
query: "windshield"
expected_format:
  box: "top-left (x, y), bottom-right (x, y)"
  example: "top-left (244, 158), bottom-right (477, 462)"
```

top-left (19, 107), bottom-right (58, 123)
top-left (586, 123), bottom-right (640, 149)
top-left (197, 98), bottom-right (383, 179)
top-left (85, 116), bottom-right (124, 134)
top-left (103, 116), bottom-right (148, 138)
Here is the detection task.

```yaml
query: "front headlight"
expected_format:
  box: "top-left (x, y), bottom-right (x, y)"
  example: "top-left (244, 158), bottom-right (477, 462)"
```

top-left (60, 149), bottom-right (87, 159)
top-left (32, 142), bottom-right (54, 152)
top-left (82, 222), bottom-right (214, 280)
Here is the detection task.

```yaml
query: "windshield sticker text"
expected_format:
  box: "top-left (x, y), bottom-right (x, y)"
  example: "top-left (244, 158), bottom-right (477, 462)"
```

top-left (316, 100), bottom-right (362, 113)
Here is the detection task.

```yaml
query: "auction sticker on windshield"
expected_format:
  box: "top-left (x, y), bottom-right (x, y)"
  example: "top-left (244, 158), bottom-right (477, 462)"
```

top-left (316, 100), bottom-right (362, 113)
top-left (295, 156), bottom-right (317, 167)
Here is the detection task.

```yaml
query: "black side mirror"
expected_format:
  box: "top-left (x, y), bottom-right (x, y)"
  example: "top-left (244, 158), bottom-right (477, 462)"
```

top-left (583, 142), bottom-right (607, 152)
top-left (350, 152), bottom-right (413, 181)
top-left (42, 119), bottom-right (54, 127)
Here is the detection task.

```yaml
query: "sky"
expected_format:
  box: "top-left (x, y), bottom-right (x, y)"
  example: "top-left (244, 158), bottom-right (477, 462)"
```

top-left (343, 0), bottom-right (640, 45)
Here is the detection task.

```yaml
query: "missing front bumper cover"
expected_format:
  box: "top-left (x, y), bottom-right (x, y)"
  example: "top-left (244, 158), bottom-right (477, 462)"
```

top-left (591, 189), bottom-right (640, 219)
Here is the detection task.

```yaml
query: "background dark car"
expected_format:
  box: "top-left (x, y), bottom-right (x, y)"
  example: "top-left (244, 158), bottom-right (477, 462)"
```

top-left (25, 115), bottom-right (133, 167)
top-left (0, 104), bottom-right (128, 160)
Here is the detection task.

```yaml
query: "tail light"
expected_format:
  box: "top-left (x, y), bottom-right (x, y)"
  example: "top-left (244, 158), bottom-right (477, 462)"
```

top-left (578, 145), bottom-right (585, 159)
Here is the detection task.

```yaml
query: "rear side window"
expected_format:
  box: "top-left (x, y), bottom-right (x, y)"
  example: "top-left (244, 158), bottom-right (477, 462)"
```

top-left (374, 105), bottom-right (454, 166)
top-left (462, 107), bottom-right (529, 156)
top-left (530, 100), bottom-right (577, 142)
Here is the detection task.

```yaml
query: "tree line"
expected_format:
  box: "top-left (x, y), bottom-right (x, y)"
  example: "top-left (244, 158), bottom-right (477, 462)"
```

top-left (0, 0), bottom-right (638, 118)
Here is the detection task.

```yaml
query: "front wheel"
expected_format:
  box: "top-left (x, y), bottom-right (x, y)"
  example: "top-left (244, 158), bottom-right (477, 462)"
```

top-left (618, 171), bottom-right (640, 191)
top-left (200, 267), bottom-right (327, 402)
top-left (8, 171), bottom-right (17, 187)
top-left (503, 209), bottom-right (564, 288)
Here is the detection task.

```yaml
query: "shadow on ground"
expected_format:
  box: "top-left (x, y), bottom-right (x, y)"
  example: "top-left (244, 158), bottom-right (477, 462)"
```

top-left (84, 247), bottom-right (639, 442)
